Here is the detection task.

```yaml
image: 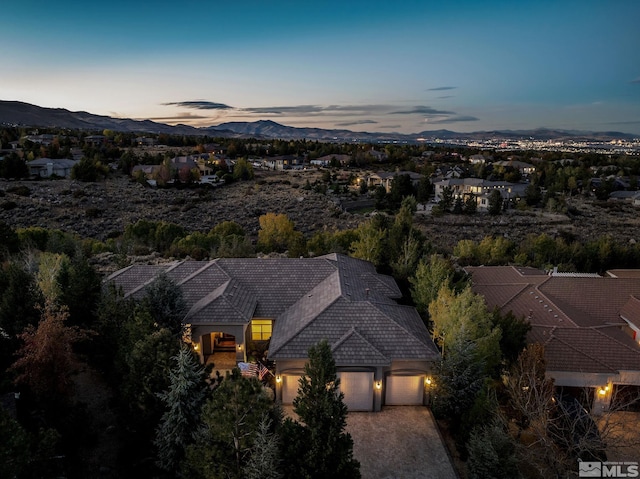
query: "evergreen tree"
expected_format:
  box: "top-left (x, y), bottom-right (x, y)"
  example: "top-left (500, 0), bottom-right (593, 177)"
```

top-left (140, 273), bottom-right (187, 335)
top-left (467, 419), bottom-right (521, 479)
top-left (155, 344), bottom-right (210, 473)
top-left (243, 415), bottom-right (283, 479)
top-left (284, 339), bottom-right (361, 479)
top-left (184, 369), bottom-right (275, 479)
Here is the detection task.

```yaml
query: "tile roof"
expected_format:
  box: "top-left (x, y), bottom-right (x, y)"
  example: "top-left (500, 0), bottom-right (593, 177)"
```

top-left (466, 266), bottom-right (640, 376)
top-left (620, 295), bottom-right (640, 329)
top-left (106, 255), bottom-right (437, 365)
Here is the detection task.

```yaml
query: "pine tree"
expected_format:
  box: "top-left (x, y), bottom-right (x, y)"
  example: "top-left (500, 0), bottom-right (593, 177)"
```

top-left (243, 415), bottom-right (283, 479)
top-left (286, 339), bottom-right (361, 479)
top-left (467, 419), bottom-right (521, 479)
top-left (155, 344), bottom-right (210, 472)
top-left (183, 369), bottom-right (274, 479)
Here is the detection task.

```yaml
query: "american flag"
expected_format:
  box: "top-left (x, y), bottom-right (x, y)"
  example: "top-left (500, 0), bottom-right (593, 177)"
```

top-left (238, 362), bottom-right (258, 378)
top-left (258, 363), bottom-right (271, 381)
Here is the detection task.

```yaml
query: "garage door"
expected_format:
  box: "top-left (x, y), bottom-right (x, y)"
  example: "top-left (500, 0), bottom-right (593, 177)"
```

top-left (338, 372), bottom-right (374, 411)
top-left (385, 376), bottom-right (424, 405)
top-left (282, 375), bottom-right (302, 404)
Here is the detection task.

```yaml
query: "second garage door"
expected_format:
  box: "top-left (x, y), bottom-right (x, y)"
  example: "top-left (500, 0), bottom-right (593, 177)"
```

top-left (385, 375), bottom-right (424, 405)
top-left (282, 375), bottom-right (302, 404)
top-left (338, 372), bottom-right (374, 411)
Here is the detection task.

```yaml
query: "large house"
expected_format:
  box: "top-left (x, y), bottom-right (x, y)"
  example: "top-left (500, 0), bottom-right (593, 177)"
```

top-left (432, 178), bottom-right (527, 210)
top-left (106, 254), bottom-right (440, 411)
top-left (28, 158), bottom-right (78, 178)
top-left (466, 265), bottom-right (640, 414)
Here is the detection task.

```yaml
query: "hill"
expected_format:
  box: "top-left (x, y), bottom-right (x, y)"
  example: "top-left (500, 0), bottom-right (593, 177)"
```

top-left (1, 100), bottom-right (637, 142)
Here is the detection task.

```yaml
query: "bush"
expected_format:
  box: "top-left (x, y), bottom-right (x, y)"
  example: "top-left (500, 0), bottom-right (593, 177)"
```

top-left (7, 185), bottom-right (31, 197)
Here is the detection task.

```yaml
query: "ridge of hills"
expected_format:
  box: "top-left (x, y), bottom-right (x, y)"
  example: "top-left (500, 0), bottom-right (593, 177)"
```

top-left (1, 100), bottom-right (637, 142)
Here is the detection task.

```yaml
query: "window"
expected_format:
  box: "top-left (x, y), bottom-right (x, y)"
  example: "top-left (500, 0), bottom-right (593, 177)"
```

top-left (251, 319), bottom-right (272, 341)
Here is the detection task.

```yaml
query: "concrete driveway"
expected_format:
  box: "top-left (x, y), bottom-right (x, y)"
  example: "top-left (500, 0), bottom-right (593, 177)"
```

top-left (345, 406), bottom-right (458, 479)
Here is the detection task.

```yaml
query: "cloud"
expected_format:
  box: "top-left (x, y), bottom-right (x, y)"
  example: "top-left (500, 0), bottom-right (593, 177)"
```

top-left (147, 113), bottom-right (210, 120)
top-left (604, 120), bottom-right (640, 125)
top-left (426, 86), bottom-right (457, 91)
top-left (335, 119), bottom-right (379, 127)
top-left (390, 106), bottom-right (454, 115)
top-left (162, 101), bottom-right (233, 110)
top-left (243, 104), bottom-right (391, 116)
top-left (437, 95), bottom-right (454, 99)
top-left (427, 115), bottom-right (479, 124)
top-left (243, 105), bottom-right (325, 114)
top-left (378, 125), bottom-right (402, 129)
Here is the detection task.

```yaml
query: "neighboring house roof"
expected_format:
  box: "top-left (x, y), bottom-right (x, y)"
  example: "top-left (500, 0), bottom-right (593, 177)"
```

top-left (106, 254), bottom-right (439, 365)
top-left (466, 265), bottom-right (640, 376)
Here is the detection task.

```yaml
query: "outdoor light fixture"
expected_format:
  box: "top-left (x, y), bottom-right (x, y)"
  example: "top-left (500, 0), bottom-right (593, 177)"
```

top-left (598, 387), bottom-right (607, 396)
top-left (425, 377), bottom-right (432, 386)
top-left (375, 380), bottom-right (382, 390)
top-left (192, 342), bottom-right (200, 351)
top-left (276, 375), bottom-right (282, 383)
top-left (237, 344), bottom-right (243, 351)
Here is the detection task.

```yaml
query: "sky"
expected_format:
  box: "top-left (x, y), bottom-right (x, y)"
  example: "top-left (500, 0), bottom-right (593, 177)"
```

top-left (2, 0), bottom-right (640, 135)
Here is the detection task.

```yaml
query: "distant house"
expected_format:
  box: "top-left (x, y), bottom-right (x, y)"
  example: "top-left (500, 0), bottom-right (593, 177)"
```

top-left (432, 178), bottom-right (527, 209)
top-left (493, 159), bottom-right (536, 175)
top-left (311, 154), bottom-right (352, 167)
top-left (106, 254), bottom-right (440, 412)
top-left (135, 137), bottom-right (158, 147)
top-left (467, 265), bottom-right (640, 414)
top-left (84, 135), bottom-right (106, 146)
top-left (263, 155), bottom-right (304, 171)
top-left (28, 158), bottom-right (78, 178)
top-left (364, 171), bottom-right (423, 193)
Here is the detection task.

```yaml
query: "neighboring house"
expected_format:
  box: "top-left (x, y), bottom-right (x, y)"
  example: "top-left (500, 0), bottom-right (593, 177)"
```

top-left (364, 171), bottom-right (423, 193)
top-left (106, 254), bottom-right (440, 411)
top-left (493, 160), bottom-right (536, 175)
top-left (135, 136), bottom-right (158, 147)
top-left (433, 178), bottom-right (527, 209)
top-left (466, 265), bottom-right (640, 414)
top-left (171, 155), bottom-right (213, 176)
top-left (28, 158), bottom-right (78, 178)
top-left (263, 155), bottom-right (304, 171)
top-left (84, 135), bottom-right (106, 146)
top-left (311, 154), bottom-right (352, 167)
top-left (609, 191), bottom-right (640, 203)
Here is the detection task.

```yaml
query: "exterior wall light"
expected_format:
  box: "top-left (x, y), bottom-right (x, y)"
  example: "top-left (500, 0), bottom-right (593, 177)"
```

top-left (598, 387), bottom-right (607, 396)
top-left (192, 342), bottom-right (200, 352)
top-left (425, 377), bottom-right (432, 386)
top-left (237, 344), bottom-right (243, 351)
top-left (276, 375), bottom-right (282, 383)
top-left (375, 380), bottom-right (382, 390)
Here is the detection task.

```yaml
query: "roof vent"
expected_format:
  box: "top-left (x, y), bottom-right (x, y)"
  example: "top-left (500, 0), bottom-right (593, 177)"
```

top-left (365, 288), bottom-right (370, 298)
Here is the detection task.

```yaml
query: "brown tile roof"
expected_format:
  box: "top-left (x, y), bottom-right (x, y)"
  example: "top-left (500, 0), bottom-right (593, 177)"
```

top-left (531, 325), bottom-right (640, 374)
top-left (106, 255), bottom-right (438, 366)
top-left (466, 266), bottom-right (640, 376)
top-left (620, 295), bottom-right (640, 329)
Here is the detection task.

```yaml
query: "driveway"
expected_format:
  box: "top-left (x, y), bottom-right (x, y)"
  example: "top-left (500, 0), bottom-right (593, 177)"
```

top-left (345, 406), bottom-right (458, 479)
top-left (284, 405), bottom-right (458, 479)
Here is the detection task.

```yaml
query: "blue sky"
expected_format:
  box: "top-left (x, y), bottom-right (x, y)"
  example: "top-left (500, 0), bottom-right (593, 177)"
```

top-left (2, 0), bottom-right (640, 134)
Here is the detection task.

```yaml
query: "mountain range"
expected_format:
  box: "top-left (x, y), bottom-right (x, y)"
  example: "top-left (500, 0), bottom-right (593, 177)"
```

top-left (1, 100), bottom-right (637, 143)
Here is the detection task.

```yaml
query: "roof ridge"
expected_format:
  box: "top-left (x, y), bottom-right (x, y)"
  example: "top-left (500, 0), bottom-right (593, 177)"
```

top-left (268, 273), bottom-right (342, 355)
top-left (184, 279), bottom-right (230, 320)
top-left (368, 301), bottom-right (433, 349)
top-left (123, 262), bottom-right (181, 299)
top-left (530, 282), bottom-right (579, 327)
top-left (589, 325), bottom-right (640, 358)
top-left (176, 258), bottom-right (222, 286)
top-left (331, 326), bottom-right (389, 362)
top-left (548, 329), bottom-right (618, 374)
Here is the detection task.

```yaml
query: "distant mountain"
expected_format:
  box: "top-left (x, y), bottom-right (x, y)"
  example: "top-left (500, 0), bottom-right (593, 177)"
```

top-left (1, 100), bottom-right (637, 142)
